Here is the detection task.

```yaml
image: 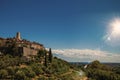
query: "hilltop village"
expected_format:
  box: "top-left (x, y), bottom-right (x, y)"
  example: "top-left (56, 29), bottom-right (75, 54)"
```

top-left (0, 33), bottom-right (77, 80)
top-left (0, 32), bottom-right (51, 60)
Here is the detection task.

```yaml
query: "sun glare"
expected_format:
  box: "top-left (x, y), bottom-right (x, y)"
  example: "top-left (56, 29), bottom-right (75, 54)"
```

top-left (109, 18), bottom-right (120, 35)
top-left (105, 17), bottom-right (120, 46)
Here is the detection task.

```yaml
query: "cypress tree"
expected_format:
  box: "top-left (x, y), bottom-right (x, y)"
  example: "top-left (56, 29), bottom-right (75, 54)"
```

top-left (49, 48), bottom-right (52, 63)
top-left (44, 50), bottom-right (47, 67)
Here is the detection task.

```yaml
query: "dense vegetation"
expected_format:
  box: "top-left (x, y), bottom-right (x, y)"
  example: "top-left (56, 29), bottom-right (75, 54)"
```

top-left (1, 38), bottom-right (119, 80)
top-left (0, 38), bottom-right (83, 80)
top-left (0, 52), bottom-right (78, 80)
top-left (84, 60), bottom-right (120, 80)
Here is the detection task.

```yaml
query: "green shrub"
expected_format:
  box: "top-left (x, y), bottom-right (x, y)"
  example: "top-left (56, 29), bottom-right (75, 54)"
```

top-left (0, 69), bottom-right (8, 78)
top-left (85, 60), bottom-right (120, 80)
top-left (31, 63), bottom-right (43, 75)
top-left (21, 67), bottom-right (35, 78)
top-left (7, 66), bottom-right (15, 75)
top-left (38, 76), bottom-right (46, 80)
top-left (15, 70), bottom-right (26, 79)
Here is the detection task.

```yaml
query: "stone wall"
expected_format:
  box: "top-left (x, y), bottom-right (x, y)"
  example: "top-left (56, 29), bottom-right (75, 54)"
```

top-left (21, 47), bottom-right (38, 57)
top-left (31, 44), bottom-right (44, 50)
top-left (0, 39), bottom-right (6, 47)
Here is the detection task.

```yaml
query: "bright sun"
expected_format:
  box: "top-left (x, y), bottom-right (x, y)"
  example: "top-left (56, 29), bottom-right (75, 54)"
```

top-left (109, 18), bottom-right (120, 35)
top-left (105, 17), bottom-right (120, 46)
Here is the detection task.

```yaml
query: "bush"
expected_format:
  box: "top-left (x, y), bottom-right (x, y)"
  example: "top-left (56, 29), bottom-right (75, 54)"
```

top-left (85, 60), bottom-right (120, 80)
top-left (31, 63), bottom-right (43, 75)
top-left (21, 67), bottom-right (35, 78)
top-left (38, 76), bottom-right (46, 80)
top-left (0, 69), bottom-right (8, 78)
top-left (15, 70), bottom-right (26, 79)
top-left (7, 66), bottom-right (15, 75)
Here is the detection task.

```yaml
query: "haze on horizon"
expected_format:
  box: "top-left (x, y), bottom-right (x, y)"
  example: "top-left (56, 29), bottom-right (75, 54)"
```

top-left (0, 0), bottom-right (120, 62)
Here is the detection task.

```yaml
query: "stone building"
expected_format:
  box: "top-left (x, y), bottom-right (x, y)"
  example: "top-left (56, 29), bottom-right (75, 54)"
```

top-left (0, 32), bottom-right (44, 58)
top-left (16, 32), bottom-right (21, 40)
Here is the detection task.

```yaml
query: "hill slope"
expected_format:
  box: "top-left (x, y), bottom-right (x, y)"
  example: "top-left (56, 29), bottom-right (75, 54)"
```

top-left (0, 54), bottom-right (86, 80)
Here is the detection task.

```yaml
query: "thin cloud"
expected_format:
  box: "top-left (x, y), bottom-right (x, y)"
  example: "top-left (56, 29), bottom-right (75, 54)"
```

top-left (53, 49), bottom-right (120, 62)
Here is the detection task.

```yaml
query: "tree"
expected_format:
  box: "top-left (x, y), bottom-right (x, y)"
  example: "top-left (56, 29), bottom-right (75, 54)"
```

top-left (85, 60), bottom-right (120, 80)
top-left (88, 60), bottom-right (101, 69)
top-left (37, 50), bottom-right (45, 57)
top-left (49, 48), bottom-right (52, 63)
top-left (44, 50), bottom-right (47, 67)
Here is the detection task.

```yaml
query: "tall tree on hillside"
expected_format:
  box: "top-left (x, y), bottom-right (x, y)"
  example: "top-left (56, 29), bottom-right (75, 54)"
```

top-left (49, 48), bottom-right (52, 63)
top-left (44, 49), bottom-right (47, 67)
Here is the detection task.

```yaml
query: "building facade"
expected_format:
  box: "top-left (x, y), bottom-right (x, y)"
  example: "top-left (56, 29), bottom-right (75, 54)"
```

top-left (0, 32), bottom-right (44, 58)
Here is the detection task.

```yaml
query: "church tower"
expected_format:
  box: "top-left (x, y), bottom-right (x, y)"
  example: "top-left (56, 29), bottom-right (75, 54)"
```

top-left (16, 32), bottom-right (21, 40)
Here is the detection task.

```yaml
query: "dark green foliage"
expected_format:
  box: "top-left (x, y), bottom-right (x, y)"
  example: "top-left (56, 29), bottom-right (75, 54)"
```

top-left (0, 55), bottom-right (21, 69)
top-left (60, 75), bottom-right (73, 80)
top-left (49, 48), bottom-right (52, 63)
top-left (85, 60), bottom-right (120, 80)
top-left (50, 57), bottom-right (70, 74)
top-left (113, 66), bottom-right (120, 74)
top-left (0, 37), bottom-right (75, 79)
top-left (0, 54), bottom-right (73, 79)
top-left (30, 63), bottom-right (43, 75)
top-left (21, 67), bottom-right (36, 78)
top-left (5, 42), bottom-right (21, 56)
top-left (0, 69), bottom-right (8, 78)
top-left (37, 50), bottom-right (45, 58)
top-left (7, 66), bottom-right (15, 75)
top-left (86, 69), bottom-right (120, 80)
top-left (11, 42), bottom-right (19, 56)
top-left (44, 51), bottom-right (48, 67)
top-left (15, 70), bottom-right (26, 79)
top-left (88, 60), bottom-right (112, 71)
top-left (38, 76), bottom-right (46, 80)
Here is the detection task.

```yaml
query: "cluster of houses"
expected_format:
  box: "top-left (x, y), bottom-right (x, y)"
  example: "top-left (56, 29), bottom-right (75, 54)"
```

top-left (0, 32), bottom-right (45, 59)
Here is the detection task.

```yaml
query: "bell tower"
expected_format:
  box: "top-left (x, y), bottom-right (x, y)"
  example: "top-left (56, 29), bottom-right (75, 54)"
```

top-left (16, 32), bottom-right (21, 40)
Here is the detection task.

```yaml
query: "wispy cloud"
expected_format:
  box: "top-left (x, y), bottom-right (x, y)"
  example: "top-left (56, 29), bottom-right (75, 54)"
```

top-left (53, 49), bottom-right (120, 62)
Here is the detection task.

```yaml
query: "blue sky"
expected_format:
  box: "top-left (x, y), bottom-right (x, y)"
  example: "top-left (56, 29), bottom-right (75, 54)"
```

top-left (0, 0), bottom-right (120, 62)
